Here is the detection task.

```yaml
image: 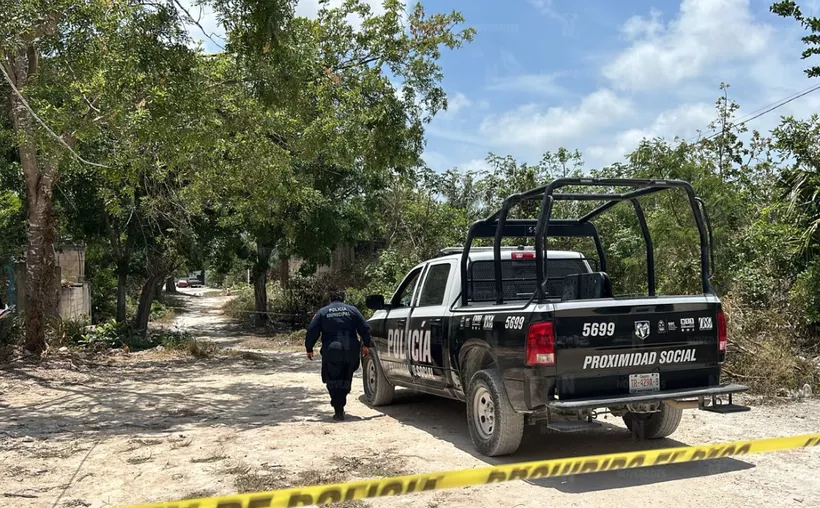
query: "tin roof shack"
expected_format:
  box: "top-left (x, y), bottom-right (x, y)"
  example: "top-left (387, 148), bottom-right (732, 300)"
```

top-left (13, 244), bottom-right (91, 321)
top-left (56, 244), bottom-right (85, 284)
top-left (56, 244), bottom-right (90, 321)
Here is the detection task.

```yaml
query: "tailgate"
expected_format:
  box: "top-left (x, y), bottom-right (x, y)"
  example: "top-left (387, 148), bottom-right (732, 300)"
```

top-left (551, 296), bottom-right (724, 400)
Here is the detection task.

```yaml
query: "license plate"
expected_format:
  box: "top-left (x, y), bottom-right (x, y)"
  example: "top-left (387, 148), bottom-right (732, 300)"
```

top-left (629, 373), bottom-right (660, 393)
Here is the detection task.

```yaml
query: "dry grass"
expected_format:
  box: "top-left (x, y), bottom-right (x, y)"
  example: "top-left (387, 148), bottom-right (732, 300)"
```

top-left (186, 339), bottom-right (219, 359)
top-left (179, 489), bottom-right (218, 501)
top-left (61, 499), bottom-right (92, 507)
top-left (190, 449), bottom-right (229, 464)
top-left (126, 452), bottom-right (154, 465)
top-left (123, 437), bottom-right (163, 452)
top-left (233, 472), bottom-right (292, 493)
top-left (723, 296), bottom-right (820, 398)
top-left (225, 452), bottom-right (404, 508)
top-left (329, 452), bottom-right (408, 478)
top-left (169, 437), bottom-right (193, 449)
top-left (152, 308), bottom-right (181, 325)
top-left (29, 442), bottom-right (87, 459)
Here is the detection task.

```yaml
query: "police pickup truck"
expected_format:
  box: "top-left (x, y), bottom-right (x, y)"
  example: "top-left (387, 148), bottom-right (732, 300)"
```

top-left (362, 178), bottom-right (749, 457)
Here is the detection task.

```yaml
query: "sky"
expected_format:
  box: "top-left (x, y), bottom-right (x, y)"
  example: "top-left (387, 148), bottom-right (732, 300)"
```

top-left (182, 0), bottom-right (820, 174)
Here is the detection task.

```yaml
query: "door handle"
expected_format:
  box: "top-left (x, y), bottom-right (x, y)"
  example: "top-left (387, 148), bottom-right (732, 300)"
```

top-left (396, 319), bottom-right (406, 326)
top-left (429, 318), bottom-right (442, 324)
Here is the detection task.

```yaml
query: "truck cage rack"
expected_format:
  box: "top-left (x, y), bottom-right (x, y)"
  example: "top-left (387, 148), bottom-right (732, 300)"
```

top-left (458, 178), bottom-right (715, 307)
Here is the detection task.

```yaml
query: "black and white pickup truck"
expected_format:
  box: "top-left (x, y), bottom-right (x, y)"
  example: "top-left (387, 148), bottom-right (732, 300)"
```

top-left (362, 178), bottom-right (749, 457)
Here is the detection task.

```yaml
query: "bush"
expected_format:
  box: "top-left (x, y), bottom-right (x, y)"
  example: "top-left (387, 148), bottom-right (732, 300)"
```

top-left (790, 260), bottom-right (820, 328)
top-left (157, 329), bottom-right (217, 358)
top-left (75, 319), bottom-right (136, 350)
top-left (223, 284), bottom-right (256, 320)
top-left (224, 272), bottom-right (364, 328)
top-left (722, 297), bottom-right (819, 397)
top-left (46, 317), bottom-right (93, 348)
top-left (0, 310), bottom-right (24, 347)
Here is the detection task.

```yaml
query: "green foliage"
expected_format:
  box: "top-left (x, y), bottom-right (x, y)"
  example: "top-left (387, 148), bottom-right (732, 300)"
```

top-left (0, 310), bottom-right (24, 347)
top-left (223, 284), bottom-right (257, 321)
top-left (790, 260), bottom-right (820, 326)
top-left (74, 319), bottom-right (128, 350)
top-left (362, 248), bottom-right (419, 299)
top-left (0, 190), bottom-right (24, 268)
top-left (771, 1), bottom-right (820, 78)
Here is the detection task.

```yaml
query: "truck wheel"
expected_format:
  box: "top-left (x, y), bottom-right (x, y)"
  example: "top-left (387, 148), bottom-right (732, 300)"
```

top-left (623, 403), bottom-right (682, 439)
top-left (362, 353), bottom-right (394, 406)
top-left (466, 369), bottom-right (524, 457)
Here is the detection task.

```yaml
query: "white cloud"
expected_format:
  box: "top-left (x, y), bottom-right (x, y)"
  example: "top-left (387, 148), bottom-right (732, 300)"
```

top-left (479, 89), bottom-right (634, 148)
top-left (603, 0), bottom-right (772, 92)
top-left (457, 158), bottom-right (492, 174)
top-left (622, 8), bottom-right (663, 40)
top-left (485, 73), bottom-right (566, 96)
top-left (422, 150), bottom-right (450, 170)
top-left (528, 0), bottom-right (576, 36)
top-left (586, 102), bottom-right (717, 166)
top-left (445, 92), bottom-right (472, 116)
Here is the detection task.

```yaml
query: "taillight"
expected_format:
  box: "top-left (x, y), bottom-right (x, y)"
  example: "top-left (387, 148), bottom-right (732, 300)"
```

top-left (717, 311), bottom-right (727, 353)
top-left (511, 251), bottom-right (535, 259)
top-left (526, 321), bottom-right (555, 366)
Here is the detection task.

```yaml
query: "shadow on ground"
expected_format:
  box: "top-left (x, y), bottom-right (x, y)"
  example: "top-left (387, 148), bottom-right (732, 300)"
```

top-left (360, 390), bottom-right (755, 494)
top-left (0, 353), bottom-right (327, 441)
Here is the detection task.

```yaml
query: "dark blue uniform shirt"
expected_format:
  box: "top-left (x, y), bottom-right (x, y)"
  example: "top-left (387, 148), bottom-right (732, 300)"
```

top-left (305, 301), bottom-right (372, 357)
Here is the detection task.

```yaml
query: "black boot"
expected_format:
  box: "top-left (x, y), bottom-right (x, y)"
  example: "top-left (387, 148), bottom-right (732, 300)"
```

top-left (333, 407), bottom-right (345, 421)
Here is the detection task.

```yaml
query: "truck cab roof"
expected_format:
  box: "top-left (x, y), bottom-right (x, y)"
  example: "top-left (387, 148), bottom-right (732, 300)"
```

top-left (435, 246), bottom-right (585, 264)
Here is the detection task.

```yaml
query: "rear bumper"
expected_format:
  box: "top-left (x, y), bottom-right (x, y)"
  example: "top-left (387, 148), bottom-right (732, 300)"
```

top-left (545, 383), bottom-right (748, 411)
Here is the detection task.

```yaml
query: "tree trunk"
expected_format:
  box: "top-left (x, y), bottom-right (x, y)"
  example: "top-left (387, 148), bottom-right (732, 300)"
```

top-left (278, 257), bottom-right (289, 291)
top-left (134, 274), bottom-right (164, 335)
top-left (165, 276), bottom-right (177, 293)
top-left (154, 278), bottom-right (164, 304)
top-left (252, 240), bottom-right (273, 326)
top-left (115, 260), bottom-right (128, 323)
top-left (24, 181), bottom-right (58, 353)
top-left (7, 47), bottom-right (59, 354)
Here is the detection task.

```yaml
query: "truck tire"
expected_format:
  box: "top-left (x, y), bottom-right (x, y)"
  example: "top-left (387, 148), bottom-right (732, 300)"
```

top-left (362, 353), bottom-right (394, 406)
top-left (466, 369), bottom-right (524, 457)
top-left (623, 403), bottom-right (682, 439)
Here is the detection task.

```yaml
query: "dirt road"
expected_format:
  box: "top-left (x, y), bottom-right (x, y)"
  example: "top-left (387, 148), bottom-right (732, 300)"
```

top-left (1, 293), bottom-right (818, 508)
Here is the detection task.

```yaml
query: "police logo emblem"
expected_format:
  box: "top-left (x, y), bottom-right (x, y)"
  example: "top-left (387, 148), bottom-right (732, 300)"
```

top-left (635, 320), bottom-right (650, 340)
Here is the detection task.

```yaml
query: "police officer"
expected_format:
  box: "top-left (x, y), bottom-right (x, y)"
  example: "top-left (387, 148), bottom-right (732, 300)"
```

top-left (305, 288), bottom-right (371, 421)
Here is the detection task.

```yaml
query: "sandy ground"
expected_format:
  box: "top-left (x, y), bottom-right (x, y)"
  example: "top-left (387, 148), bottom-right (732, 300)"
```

top-left (1, 291), bottom-right (819, 508)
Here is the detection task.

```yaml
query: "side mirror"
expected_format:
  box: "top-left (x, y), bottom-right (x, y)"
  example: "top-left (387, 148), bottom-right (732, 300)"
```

top-left (366, 294), bottom-right (388, 311)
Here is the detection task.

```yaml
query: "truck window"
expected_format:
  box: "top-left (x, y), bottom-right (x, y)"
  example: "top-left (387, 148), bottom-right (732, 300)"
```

top-left (393, 268), bottom-right (423, 308)
top-left (417, 263), bottom-right (451, 307)
top-left (468, 258), bottom-right (590, 301)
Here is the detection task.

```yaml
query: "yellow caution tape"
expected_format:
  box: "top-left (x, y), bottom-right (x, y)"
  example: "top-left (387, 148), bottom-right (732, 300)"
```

top-left (122, 433), bottom-right (820, 508)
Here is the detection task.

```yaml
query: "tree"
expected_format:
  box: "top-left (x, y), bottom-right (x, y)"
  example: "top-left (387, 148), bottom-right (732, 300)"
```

top-left (771, 1), bottom-right (820, 77)
top-left (1, 0), bottom-right (123, 352)
top-left (195, 0), bottom-right (475, 324)
top-left (3, 1), bottom-right (213, 342)
top-left (773, 115), bottom-right (820, 255)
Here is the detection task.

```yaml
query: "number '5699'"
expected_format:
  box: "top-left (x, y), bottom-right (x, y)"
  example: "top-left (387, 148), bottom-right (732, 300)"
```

top-left (582, 322), bottom-right (615, 337)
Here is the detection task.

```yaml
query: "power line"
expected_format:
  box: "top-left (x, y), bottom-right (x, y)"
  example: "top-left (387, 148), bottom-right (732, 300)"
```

top-left (709, 82), bottom-right (820, 140)
top-left (688, 82), bottom-right (820, 143)
top-left (0, 63), bottom-right (111, 169)
top-left (734, 82), bottom-right (820, 124)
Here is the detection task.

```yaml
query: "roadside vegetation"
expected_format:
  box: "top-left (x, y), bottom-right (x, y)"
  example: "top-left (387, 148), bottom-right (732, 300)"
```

top-left (1, 1), bottom-right (820, 398)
